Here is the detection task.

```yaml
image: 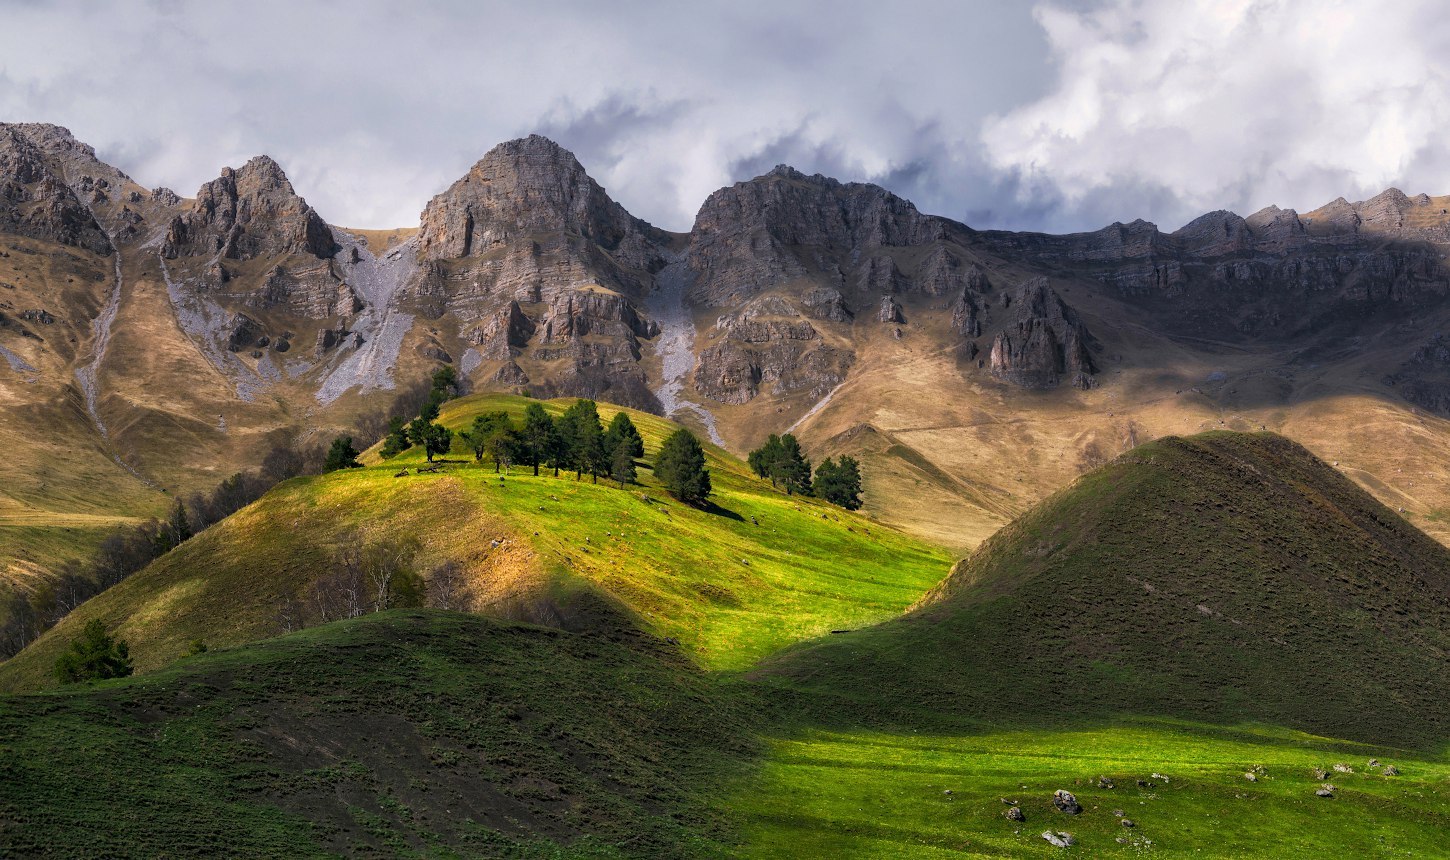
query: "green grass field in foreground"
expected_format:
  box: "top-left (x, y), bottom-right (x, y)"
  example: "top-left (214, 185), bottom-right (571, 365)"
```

top-left (0, 610), bottom-right (754, 858)
top-left (724, 722), bottom-right (1450, 858)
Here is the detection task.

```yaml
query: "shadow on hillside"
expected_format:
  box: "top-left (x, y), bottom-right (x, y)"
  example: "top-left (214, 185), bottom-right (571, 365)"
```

top-left (699, 500), bottom-right (745, 521)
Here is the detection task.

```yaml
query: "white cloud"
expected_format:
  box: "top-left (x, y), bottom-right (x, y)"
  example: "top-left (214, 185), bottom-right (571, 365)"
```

top-left (982, 0), bottom-right (1450, 231)
top-left (0, 0), bottom-right (1049, 230)
top-left (4, 0), bottom-right (1447, 234)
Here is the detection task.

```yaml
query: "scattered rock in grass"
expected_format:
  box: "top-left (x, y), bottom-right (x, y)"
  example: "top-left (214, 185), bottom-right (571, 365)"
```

top-left (1368, 759), bottom-right (1380, 768)
top-left (1121, 818), bottom-right (1136, 828)
top-left (1312, 767), bottom-right (1329, 780)
top-left (1113, 809), bottom-right (1125, 818)
top-left (1383, 765), bottom-right (1400, 776)
top-left (1333, 764), bottom-right (1353, 773)
top-left (1151, 773), bottom-right (1170, 782)
top-left (393, 469), bottom-right (408, 478)
top-left (1244, 772), bottom-right (1258, 782)
top-left (1001, 798), bottom-right (1020, 805)
top-left (1316, 784), bottom-right (1336, 798)
top-left (1052, 790), bottom-right (1082, 815)
top-left (1006, 806), bottom-right (1025, 822)
top-left (1041, 830), bottom-right (1075, 848)
top-left (943, 789), bottom-right (952, 796)
top-left (489, 539), bottom-right (502, 548)
top-left (1097, 776), bottom-right (1115, 789)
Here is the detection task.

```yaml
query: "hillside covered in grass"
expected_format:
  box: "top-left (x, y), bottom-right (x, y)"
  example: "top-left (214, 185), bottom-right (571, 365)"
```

top-left (760, 432), bottom-right (1450, 747)
top-left (3, 428), bottom-right (1450, 857)
top-left (0, 394), bottom-right (951, 690)
top-left (0, 610), bottom-right (755, 857)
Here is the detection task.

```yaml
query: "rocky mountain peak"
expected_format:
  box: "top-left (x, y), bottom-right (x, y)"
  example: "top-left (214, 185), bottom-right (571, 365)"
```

top-left (415, 134), bottom-right (658, 263)
top-left (687, 164), bottom-right (947, 306)
top-left (163, 154), bottom-right (336, 261)
top-left (7, 123), bottom-right (99, 163)
top-left (1172, 209), bottom-right (1251, 255)
top-left (0, 123), bottom-right (112, 254)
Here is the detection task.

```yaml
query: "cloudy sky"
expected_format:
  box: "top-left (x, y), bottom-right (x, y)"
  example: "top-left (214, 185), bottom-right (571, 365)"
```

top-left (3, 0), bottom-right (1449, 233)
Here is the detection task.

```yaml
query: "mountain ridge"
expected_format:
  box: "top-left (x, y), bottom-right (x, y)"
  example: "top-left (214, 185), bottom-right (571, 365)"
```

top-left (10, 121), bottom-right (1450, 594)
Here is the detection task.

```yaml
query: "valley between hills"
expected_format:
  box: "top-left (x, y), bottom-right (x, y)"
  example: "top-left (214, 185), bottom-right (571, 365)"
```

top-left (1, 123), bottom-right (1449, 857)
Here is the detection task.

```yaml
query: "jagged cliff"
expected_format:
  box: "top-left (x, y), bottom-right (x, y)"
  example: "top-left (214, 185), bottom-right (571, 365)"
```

top-left (988, 278), bottom-right (1096, 390)
top-left (406, 136), bottom-right (672, 409)
top-left (163, 156), bottom-right (336, 261)
top-left (0, 125), bottom-right (113, 254)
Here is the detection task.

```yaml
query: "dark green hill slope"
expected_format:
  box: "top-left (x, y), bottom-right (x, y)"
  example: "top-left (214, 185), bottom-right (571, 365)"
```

top-left (0, 610), bottom-right (753, 858)
top-left (762, 432), bottom-right (1450, 747)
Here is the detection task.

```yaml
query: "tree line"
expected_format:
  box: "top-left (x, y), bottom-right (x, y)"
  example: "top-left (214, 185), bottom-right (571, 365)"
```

top-left (0, 437), bottom-right (332, 658)
top-left (1, 368), bottom-right (455, 660)
top-left (747, 432), bottom-right (863, 510)
top-left (369, 379), bottom-right (713, 505)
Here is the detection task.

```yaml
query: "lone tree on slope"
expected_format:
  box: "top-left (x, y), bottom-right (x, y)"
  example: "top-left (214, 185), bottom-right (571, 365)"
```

top-left (655, 428), bottom-right (711, 504)
top-left (324, 436), bottom-right (363, 472)
top-left (54, 619), bottom-right (133, 683)
top-left (408, 418), bottom-right (453, 463)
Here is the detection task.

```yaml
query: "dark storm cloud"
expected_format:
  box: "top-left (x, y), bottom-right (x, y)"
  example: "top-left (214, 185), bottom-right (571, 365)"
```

top-left (2, 1), bottom-right (1446, 234)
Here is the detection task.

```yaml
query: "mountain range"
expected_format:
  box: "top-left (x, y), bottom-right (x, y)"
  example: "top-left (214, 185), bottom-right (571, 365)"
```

top-left (6, 119), bottom-right (1450, 854)
top-left (7, 120), bottom-right (1450, 583)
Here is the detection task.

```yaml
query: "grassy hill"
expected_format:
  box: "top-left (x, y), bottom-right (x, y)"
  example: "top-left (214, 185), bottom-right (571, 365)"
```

top-left (758, 431), bottom-right (1450, 747)
top-left (0, 394), bottom-right (951, 690)
top-left (0, 610), bottom-right (755, 858)
top-left (5, 426), bottom-right (1450, 857)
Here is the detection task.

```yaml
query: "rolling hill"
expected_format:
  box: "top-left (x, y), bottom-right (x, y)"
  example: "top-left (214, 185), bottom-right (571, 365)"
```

top-left (759, 431), bottom-right (1450, 747)
top-left (4, 425), bottom-right (1450, 856)
top-left (0, 610), bottom-right (756, 858)
top-left (0, 393), bottom-right (951, 691)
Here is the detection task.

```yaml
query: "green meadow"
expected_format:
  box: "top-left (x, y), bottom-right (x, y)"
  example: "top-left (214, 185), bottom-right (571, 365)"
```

top-left (1, 399), bottom-right (1447, 857)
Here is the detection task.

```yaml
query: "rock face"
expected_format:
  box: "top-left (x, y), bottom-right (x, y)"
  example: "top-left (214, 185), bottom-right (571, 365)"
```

top-left (989, 278), bottom-right (1096, 390)
top-left (687, 165), bottom-right (947, 308)
top-left (1385, 333), bottom-right (1450, 415)
top-left (416, 135), bottom-right (662, 271)
top-left (406, 136), bottom-right (672, 410)
top-left (975, 189), bottom-right (1450, 341)
top-left (255, 262), bottom-right (361, 319)
top-left (0, 125), bottom-right (112, 254)
top-left (694, 296), bottom-right (852, 405)
top-left (163, 155), bottom-right (336, 260)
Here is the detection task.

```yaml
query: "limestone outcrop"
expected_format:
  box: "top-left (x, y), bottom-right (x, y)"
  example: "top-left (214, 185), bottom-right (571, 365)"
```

top-left (0, 125), bottom-right (112, 254)
top-left (163, 155), bottom-right (336, 260)
top-left (988, 278), bottom-right (1096, 390)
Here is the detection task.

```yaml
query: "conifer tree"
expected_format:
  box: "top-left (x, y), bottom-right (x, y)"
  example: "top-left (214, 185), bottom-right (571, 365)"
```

top-left (604, 412), bottom-right (646, 461)
top-left (521, 402), bottom-right (558, 476)
top-left (379, 415), bottom-right (413, 459)
top-left (53, 620), bottom-right (133, 683)
top-left (655, 428), bottom-right (711, 504)
top-left (611, 441), bottom-right (637, 488)
top-left (324, 436), bottom-right (363, 472)
top-left (813, 455), bottom-right (864, 510)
